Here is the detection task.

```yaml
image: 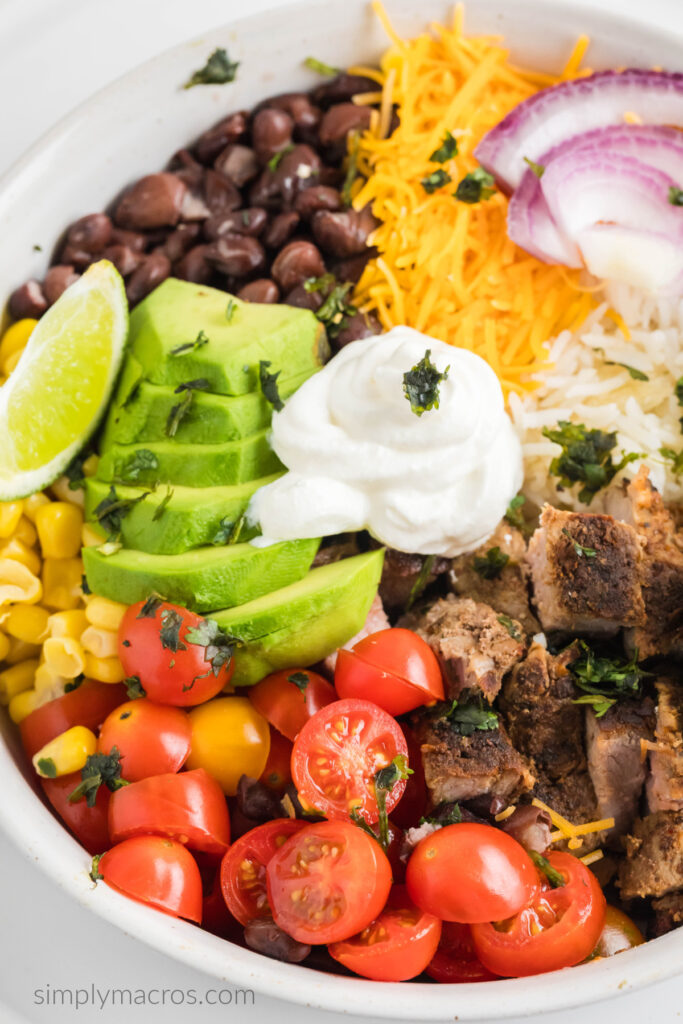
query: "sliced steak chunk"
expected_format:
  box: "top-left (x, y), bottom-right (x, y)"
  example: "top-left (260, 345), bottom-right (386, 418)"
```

top-left (585, 698), bottom-right (655, 839)
top-left (526, 505), bottom-right (645, 637)
top-left (647, 678), bottom-right (683, 813)
top-left (501, 643), bottom-right (585, 782)
top-left (406, 595), bottom-right (526, 703)
top-left (412, 711), bottom-right (535, 808)
top-left (378, 549), bottom-right (449, 617)
top-left (618, 810), bottom-right (683, 899)
top-left (322, 593), bottom-right (389, 674)
top-left (450, 521), bottom-right (540, 636)
top-left (651, 892), bottom-right (683, 935)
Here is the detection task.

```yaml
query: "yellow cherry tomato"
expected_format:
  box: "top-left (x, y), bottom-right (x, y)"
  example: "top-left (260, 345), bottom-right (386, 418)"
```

top-left (185, 697), bottom-right (270, 796)
top-left (592, 905), bottom-right (645, 959)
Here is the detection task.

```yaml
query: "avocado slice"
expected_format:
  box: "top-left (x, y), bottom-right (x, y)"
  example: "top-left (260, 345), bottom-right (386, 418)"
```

top-left (95, 432), bottom-right (282, 488)
top-left (212, 550), bottom-right (385, 686)
top-left (84, 476), bottom-right (276, 555)
top-left (82, 537), bottom-right (320, 612)
top-left (100, 368), bottom-right (315, 447)
top-left (128, 279), bottom-right (329, 396)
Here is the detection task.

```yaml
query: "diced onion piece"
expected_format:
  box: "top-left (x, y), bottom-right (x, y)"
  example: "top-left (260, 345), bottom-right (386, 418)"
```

top-left (578, 224), bottom-right (683, 293)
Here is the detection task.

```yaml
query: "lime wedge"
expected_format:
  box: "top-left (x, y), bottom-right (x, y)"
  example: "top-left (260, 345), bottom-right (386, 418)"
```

top-left (0, 260), bottom-right (128, 499)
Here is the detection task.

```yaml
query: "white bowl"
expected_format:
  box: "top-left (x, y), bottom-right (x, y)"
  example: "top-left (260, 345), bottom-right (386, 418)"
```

top-left (1, 0), bottom-right (682, 1018)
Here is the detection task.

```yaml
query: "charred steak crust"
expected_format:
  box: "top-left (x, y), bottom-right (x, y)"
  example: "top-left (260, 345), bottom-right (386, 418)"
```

top-left (379, 548), bottom-right (449, 616)
top-left (647, 678), bottom-right (683, 813)
top-left (618, 810), bottom-right (683, 900)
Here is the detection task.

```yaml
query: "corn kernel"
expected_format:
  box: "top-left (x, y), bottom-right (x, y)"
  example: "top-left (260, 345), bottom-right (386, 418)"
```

top-left (50, 476), bottom-right (85, 508)
top-left (0, 502), bottom-right (24, 538)
top-left (5, 605), bottom-right (50, 644)
top-left (3, 348), bottom-right (24, 375)
top-left (13, 516), bottom-right (37, 547)
top-left (34, 663), bottom-right (67, 700)
top-left (23, 493), bottom-right (50, 523)
top-left (43, 636), bottom-right (86, 678)
top-left (0, 538), bottom-right (42, 576)
top-left (5, 637), bottom-right (40, 665)
top-left (48, 609), bottom-right (88, 639)
top-left (81, 625), bottom-right (119, 660)
top-left (42, 558), bottom-right (83, 610)
top-left (0, 558), bottom-right (42, 606)
top-left (85, 596), bottom-right (127, 632)
top-left (82, 454), bottom-right (100, 478)
top-left (81, 523), bottom-right (104, 548)
top-left (83, 653), bottom-right (125, 683)
top-left (35, 502), bottom-right (83, 559)
top-left (8, 688), bottom-right (39, 724)
top-left (0, 658), bottom-right (40, 703)
top-left (0, 318), bottom-right (37, 362)
top-left (32, 725), bottom-right (96, 778)
top-left (0, 632), bottom-right (9, 661)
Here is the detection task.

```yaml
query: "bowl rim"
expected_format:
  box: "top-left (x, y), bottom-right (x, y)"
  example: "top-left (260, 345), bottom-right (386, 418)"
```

top-left (1, 0), bottom-right (682, 1018)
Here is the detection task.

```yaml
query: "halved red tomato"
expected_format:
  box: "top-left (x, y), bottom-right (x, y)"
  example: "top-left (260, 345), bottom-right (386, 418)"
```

top-left (329, 885), bottom-right (442, 981)
top-left (41, 773), bottom-right (111, 855)
top-left (426, 922), bottom-right (500, 983)
top-left (248, 669), bottom-right (337, 741)
top-left (108, 768), bottom-right (230, 856)
top-left (335, 629), bottom-right (444, 716)
top-left (266, 819), bottom-right (393, 944)
top-left (291, 698), bottom-right (409, 823)
top-left (21, 680), bottom-right (126, 758)
top-left (471, 851), bottom-right (607, 977)
top-left (220, 818), bottom-right (307, 925)
top-left (98, 835), bottom-right (203, 923)
top-left (98, 699), bottom-right (191, 782)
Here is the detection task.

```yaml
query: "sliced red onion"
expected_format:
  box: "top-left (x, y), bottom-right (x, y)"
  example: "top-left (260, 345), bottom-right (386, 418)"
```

top-left (508, 125), bottom-right (683, 265)
top-left (475, 69), bottom-right (683, 192)
top-left (578, 223), bottom-right (683, 292)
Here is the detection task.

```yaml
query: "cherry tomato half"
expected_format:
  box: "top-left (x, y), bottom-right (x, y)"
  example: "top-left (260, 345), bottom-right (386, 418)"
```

top-left (185, 697), bottom-right (270, 796)
top-left (406, 823), bottom-right (539, 924)
top-left (426, 922), bottom-right (500, 983)
top-left (220, 818), bottom-right (307, 925)
top-left (471, 852), bottom-right (607, 977)
top-left (108, 768), bottom-right (231, 856)
top-left (291, 699), bottom-right (409, 823)
top-left (21, 680), bottom-right (126, 758)
top-left (259, 728), bottom-right (293, 792)
top-left (266, 819), bottom-right (393, 945)
top-left (592, 905), bottom-right (645, 958)
top-left (118, 600), bottom-right (233, 707)
top-left (335, 629), bottom-right (444, 716)
top-left (249, 669), bottom-right (337, 741)
top-left (41, 773), bottom-right (111, 855)
top-left (98, 836), bottom-right (203, 923)
top-left (98, 699), bottom-right (191, 782)
top-left (329, 885), bottom-right (442, 981)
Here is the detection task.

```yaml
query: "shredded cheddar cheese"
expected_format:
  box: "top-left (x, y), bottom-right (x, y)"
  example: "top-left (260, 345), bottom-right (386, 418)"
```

top-left (350, 3), bottom-right (595, 396)
top-left (494, 804), bottom-right (516, 822)
top-left (532, 797), bottom-right (615, 850)
top-left (580, 849), bottom-right (605, 868)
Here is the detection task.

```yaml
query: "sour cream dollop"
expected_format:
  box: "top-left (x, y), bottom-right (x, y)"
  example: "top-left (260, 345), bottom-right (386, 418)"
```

top-left (249, 327), bottom-right (523, 556)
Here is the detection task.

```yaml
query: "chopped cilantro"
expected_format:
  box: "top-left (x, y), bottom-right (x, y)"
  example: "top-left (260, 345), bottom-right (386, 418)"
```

top-left (125, 676), bottom-right (146, 700)
top-left (170, 330), bottom-right (210, 356)
top-left (604, 360), bottom-right (649, 381)
top-left (121, 448), bottom-right (159, 482)
top-left (166, 391), bottom-right (193, 438)
top-left (288, 671), bottom-right (310, 697)
top-left (159, 608), bottom-right (187, 652)
top-left (374, 755), bottom-right (413, 851)
top-left (64, 449), bottom-right (92, 491)
top-left (530, 851), bottom-right (565, 888)
top-left (81, 574), bottom-right (91, 596)
top-left (675, 376), bottom-right (683, 406)
top-left (211, 514), bottom-right (244, 546)
top-left (561, 527), bottom-right (597, 559)
top-left (185, 618), bottom-right (235, 676)
top-left (497, 614), bottom-right (522, 640)
top-left (419, 803), bottom-right (462, 827)
top-left (422, 169), bottom-right (452, 194)
top-left (523, 156), bottom-right (545, 179)
top-left (569, 641), bottom-right (650, 708)
top-left (152, 486), bottom-right (174, 522)
top-left (571, 693), bottom-right (616, 719)
top-left (68, 748), bottom-right (129, 807)
top-left (64, 676), bottom-right (83, 694)
top-left (660, 446), bottom-right (683, 477)
top-left (90, 854), bottom-right (104, 883)
top-left (226, 298), bottom-right (236, 322)
top-left (403, 349), bottom-right (449, 417)
top-left (542, 420), bottom-right (641, 504)
top-left (430, 131), bottom-right (458, 163)
top-left (455, 167), bottom-right (496, 204)
top-left (137, 595), bottom-right (163, 619)
top-left (473, 546), bottom-right (509, 579)
top-left (93, 485), bottom-right (149, 537)
top-left (259, 360), bottom-right (284, 412)
top-left (304, 56), bottom-right (340, 76)
top-left (314, 281), bottom-right (357, 338)
top-left (669, 186), bottom-right (683, 206)
top-left (405, 554), bottom-right (436, 612)
top-left (37, 757), bottom-right (57, 778)
top-left (184, 48), bottom-right (238, 89)
top-left (505, 493), bottom-right (526, 530)
top-left (304, 273), bottom-right (336, 294)
top-left (442, 699), bottom-right (499, 736)
top-left (268, 144), bottom-right (294, 172)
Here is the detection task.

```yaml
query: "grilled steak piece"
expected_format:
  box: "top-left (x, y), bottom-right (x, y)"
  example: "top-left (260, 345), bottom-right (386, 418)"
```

top-left (651, 892), bottom-right (683, 936)
top-left (608, 468), bottom-right (683, 659)
top-left (585, 699), bottom-right (655, 839)
top-left (412, 711), bottom-right (535, 808)
top-left (312, 534), bottom-right (360, 567)
top-left (378, 549), bottom-right (449, 617)
top-left (532, 771), bottom-right (603, 854)
top-left (526, 505), bottom-right (645, 637)
top-left (647, 678), bottom-right (683, 813)
top-left (450, 521), bottom-right (540, 636)
top-left (406, 595), bottom-right (526, 703)
top-left (322, 592), bottom-right (389, 674)
top-left (618, 810), bottom-right (683, 899)
top-left (501, 642), bottom-right (585, 782)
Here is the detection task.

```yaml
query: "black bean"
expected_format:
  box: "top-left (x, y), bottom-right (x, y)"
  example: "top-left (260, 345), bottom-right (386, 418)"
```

top-left (205, 234), bottom-right (266, 277)
top-left (58, 244), bottom-right (95, 271)
top-left (169, 148), bottom-right (205, 189)
top-left (333, 310), bottom-right (381, 349)
top-left (331, 249), bottom-right (376, 285)
top-left (319, 103), bottom-right (372, 148)
top-left (312, 205), bottom-right (378, 258)
top-left (174, 244), bottom-right (213, 284)
top-left (103, 244), bottom-right (143, 277)
top-left (250, 145), bottom-right (322, 210)
top-left (262, 211), bottom-right (300, 250)
top-left (115, 173), bottom-right (187, 230)
top-left (312, 73), bottom-right (378, 106)
top-left (162, 223), bottom-right (202, 262)
top-left (9, 280), bottom-right (47, 319)
top-left (244, 919), bottom-right (311, 963)
top-left (66, 213), bottom-right (112, 253)
top-left (237, 279), bottom-right (280, 304)
top-left (272, 240), bottom-right (326, 293)
top-left (43, 265), bottom-right (79, 305)
top-left (214, 144), bottom-right (260, 188)
top-left (204, 208), bottom-right (268, 241)
top-left (203, 169), bottom-right (242, 215)
top-left (284, 283), bottom-right (323, 312)
top-left (236, 775), bottom-right (282, 821)
top-left (195, 110), bottom-right (250, 165)
top-left (256, 93), bottom-right (321, 135)
top-left (252, 108), bottom-right (294, 166)
top-left (125, 252), bottom-right (171, 305)
top-left (179, 189), bottom-right (210, 222)
top-left (109, 228), bottom-right (147, 252)
top-left (294, 185), bottom-right (343, 220)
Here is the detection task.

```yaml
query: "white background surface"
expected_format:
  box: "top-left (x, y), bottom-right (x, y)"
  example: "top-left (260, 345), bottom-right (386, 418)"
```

top-left (0, 0), bottom-right (682, 1021)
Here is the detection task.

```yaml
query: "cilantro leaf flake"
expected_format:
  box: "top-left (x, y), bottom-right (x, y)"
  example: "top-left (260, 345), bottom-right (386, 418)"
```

top-left (473, 546), bottom-right (509, 579)
top-left (68, 747), bottom-right (129, 807)
top-left (259, 360), bottom-right (285, 412)
top-left (429, 131), bottom-right (458, 163)
top-left (455, 167), bottom-right (496, 204)
top-left (403, 349), bottom-right (449, 417)
top-left (184, 49), bottom-right (239, 89)
top-left (185, 618), bottom-right (235, 676)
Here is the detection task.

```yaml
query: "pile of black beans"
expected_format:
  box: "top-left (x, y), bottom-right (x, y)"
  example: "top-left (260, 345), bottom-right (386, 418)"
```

top-left (9, 73), bottom-right (383, 349)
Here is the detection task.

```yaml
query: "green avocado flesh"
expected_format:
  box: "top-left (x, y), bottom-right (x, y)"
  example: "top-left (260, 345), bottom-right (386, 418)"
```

top-left (84, 476), bottom-right (277, 555)
top-left (101, 369), bottom-right (315, 447)
top-left (82, 537), bottom-right (320, 612)
top-left (95, 433), bottom-right (282, 488)
top-left (212, 550), bottom-right (385, 686)
top-left (128, 278), bottom-right (329, 396)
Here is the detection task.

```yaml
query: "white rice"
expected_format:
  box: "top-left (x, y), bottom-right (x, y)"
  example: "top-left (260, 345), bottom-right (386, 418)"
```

top-left (510, 282), bottom-right (683, 511)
